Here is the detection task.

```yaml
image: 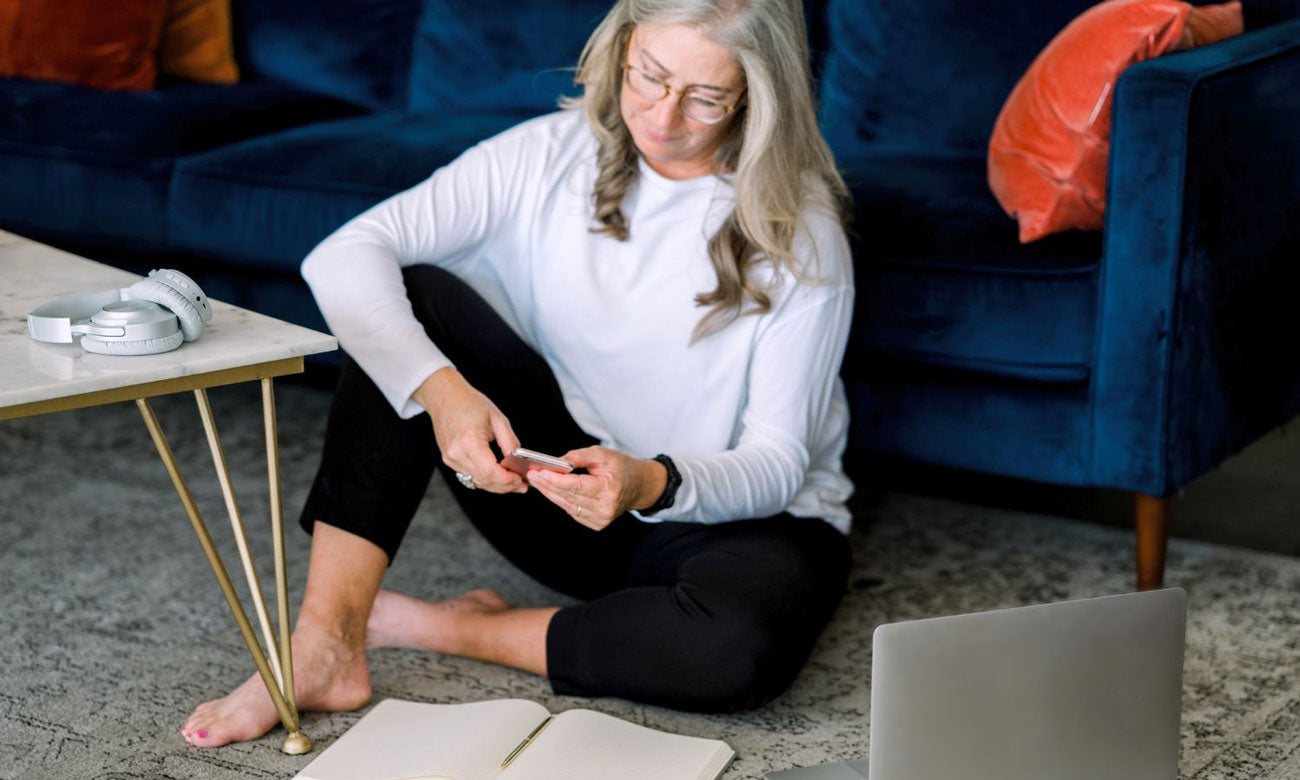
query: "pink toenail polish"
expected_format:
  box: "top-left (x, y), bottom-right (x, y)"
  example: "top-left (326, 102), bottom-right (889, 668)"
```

top-left (197, 730), bottom-right (208, 738)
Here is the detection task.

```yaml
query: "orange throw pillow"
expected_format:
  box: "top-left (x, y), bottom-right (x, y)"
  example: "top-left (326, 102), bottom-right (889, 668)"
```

top-left (1176, 1), bottom-right (1244, 49)
top-left (988, 0), bottom-right (1243, 243)
top-left (0, 0), bottom-right (169, 91)
top-left (159, 0), bottom-right (239, 85)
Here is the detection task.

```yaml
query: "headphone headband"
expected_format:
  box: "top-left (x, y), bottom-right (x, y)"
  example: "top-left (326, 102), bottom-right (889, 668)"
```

top-left (27, 288), bottom-right (129, 342)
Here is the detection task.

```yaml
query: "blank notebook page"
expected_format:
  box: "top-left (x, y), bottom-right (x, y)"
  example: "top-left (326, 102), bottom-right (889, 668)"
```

top-left (293, 699), bottom-right (550, 780)
top-left (498, 709), bottom-right (733, 780)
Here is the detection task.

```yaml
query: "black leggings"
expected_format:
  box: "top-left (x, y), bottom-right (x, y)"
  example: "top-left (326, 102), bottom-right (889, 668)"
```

top-left (299, 265), bottom-right (851, 712)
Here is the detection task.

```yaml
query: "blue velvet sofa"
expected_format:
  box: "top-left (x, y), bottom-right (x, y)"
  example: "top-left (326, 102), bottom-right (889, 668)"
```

top-left (2, 0), bottom-right (1298, 587)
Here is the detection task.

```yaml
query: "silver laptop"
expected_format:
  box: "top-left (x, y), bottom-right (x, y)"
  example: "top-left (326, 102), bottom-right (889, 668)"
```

top-left (767, 588), bottom-right (1186, 780)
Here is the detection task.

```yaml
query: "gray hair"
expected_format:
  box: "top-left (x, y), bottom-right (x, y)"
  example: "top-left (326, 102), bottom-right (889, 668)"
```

top-left (563, 0), bottom-right (849, 341)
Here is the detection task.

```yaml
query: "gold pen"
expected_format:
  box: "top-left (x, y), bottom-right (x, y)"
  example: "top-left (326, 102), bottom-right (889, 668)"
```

top-left (499, 716), bottom-right (554, 770)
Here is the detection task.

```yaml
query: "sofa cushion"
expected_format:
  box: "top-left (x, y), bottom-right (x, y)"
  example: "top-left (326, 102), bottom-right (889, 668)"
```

top-left (0, 0), bottom-right (169, 91)
top-left (168, 110), bottom-right (532, 271)
top-left (840, 154), bottom-right (1102, 383)
top-left (0, 78), bottom-right (360, 247)
top-left (1181, 0), bottom-right (1247, 43)
top-left (159, 0), bottom-right (240, 85)
top-left (233, 0), bottom-right (423, 110)
top-left (408, 0), bottom-right (610, 113)
top-left (847, 364), bottom-right (1096, 484)
top-left (819, 0), bottom-right (1099, 158)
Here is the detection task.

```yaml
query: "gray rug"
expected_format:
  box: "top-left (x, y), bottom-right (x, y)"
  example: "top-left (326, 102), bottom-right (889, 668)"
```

top-left (1, 382), bottom-right (1297, 780)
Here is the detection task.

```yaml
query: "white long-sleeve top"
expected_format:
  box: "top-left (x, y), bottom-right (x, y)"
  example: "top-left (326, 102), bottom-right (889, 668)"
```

top-left (301, 109), bottom-right (855, 533)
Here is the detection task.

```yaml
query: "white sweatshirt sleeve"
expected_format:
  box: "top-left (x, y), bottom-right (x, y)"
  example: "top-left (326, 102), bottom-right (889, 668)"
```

top-left (300, 131), bottom-right (537, 419)
top-left (645, 215), bottom-right (855, 523)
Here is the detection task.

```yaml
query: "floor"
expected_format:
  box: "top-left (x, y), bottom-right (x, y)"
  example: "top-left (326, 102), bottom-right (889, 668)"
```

top-left (1, 380), bottom-right (1297, 779)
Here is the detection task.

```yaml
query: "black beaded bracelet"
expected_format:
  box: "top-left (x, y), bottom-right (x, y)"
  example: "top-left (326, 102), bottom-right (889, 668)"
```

top-left (641, 454), bottom-right (681, 516)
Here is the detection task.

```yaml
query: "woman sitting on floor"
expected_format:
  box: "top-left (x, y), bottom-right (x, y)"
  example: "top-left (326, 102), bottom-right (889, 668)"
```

top-left (182, 0), bottom-right (855, 747)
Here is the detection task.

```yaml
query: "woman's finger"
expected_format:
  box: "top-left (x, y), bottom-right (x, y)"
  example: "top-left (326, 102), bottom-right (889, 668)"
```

top-left (532, 477), bottom-right (581, 515)
top-left (490, 411), bottom-right (522, 460)
top-left (426, 373), bottom-right (524, 494)
top-left (440, 442), bottom-right (477, 484)
top-left (451, 436), bottom-right (522, 494)
top-left (465, 440), bottom-right (503, 483)
top-left (489, 414), bottom-right (528, 493)
top-left (561, 445), bottom-right (606, 469)
top-left (534, 469), bottom-right (601, 498)
top-left (531, 473), bottom-right (602, 525)
top-left (533, 482), bottom-right (568, 512)
top-left (529, 471), bottom-right (572, 502)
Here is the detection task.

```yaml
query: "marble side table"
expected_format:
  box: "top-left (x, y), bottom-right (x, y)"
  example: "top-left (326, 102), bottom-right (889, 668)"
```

top-left (0, 230), bottom-right (337, 754)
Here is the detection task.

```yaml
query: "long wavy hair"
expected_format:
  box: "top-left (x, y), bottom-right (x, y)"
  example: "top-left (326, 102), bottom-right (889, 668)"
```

top-left (562, 0), bottom-right (848, 342)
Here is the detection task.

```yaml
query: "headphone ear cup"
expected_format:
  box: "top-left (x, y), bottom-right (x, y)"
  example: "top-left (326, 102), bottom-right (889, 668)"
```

top-left (81, 330), bottom-right (185, 356)
top-left (128, 278), bottom-right (206, 341)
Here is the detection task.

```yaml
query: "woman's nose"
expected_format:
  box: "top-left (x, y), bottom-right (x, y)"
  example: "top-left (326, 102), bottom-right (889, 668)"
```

top-left (650, 93), bottom-right (683, 129)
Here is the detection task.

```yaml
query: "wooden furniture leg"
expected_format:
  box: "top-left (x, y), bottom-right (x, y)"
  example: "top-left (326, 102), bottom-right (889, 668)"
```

top-left (1135, 493), bottom-right (1171, 590)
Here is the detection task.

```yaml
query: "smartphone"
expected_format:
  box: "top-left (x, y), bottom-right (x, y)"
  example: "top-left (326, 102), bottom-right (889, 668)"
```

top-left (500, 447), bottom-right (575, 475)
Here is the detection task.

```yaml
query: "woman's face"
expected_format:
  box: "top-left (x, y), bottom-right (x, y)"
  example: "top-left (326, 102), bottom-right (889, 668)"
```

top-left (620, 22), bottom-right (745, 180)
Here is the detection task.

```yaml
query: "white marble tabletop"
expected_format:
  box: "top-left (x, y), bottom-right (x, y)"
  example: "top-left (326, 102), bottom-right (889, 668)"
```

top-left (0, 230), bottom-right (337, 410)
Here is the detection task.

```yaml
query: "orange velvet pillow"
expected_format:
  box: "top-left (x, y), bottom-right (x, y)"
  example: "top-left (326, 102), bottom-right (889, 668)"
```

top-left (1177, 1), bottom-right (1245, 49)
top-left (159, 0), bottom-right (239, 85)
top-left (0, 0), bottom-right (169, 91)
top-left (988, 0), bottom-right (1243, 243)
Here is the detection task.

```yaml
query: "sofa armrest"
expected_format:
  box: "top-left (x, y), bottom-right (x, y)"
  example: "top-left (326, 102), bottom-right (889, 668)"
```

top-left (1091, 18), bottom-right (1300, 495)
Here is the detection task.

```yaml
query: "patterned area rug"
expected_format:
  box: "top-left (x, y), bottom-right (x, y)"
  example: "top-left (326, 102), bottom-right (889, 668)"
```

top-left (1, 382), bottom-right (1297, 780)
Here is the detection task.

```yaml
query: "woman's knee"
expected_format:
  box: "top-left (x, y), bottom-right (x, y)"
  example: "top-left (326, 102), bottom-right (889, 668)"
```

top-left (666, 587), bottom-right (820, 711)
top-left (398, 265), bottom-right (542, 388)
top-left (667, 539), bottom-right (849, 709)
top-left (401, 262), bottom-right (460, 291)
top-left (401, 264), bottom-right (495, 335)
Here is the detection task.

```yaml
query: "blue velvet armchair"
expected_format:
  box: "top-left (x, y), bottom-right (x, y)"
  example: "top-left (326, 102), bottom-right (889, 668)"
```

top-left (820, 0), bottom-right (1300, 587)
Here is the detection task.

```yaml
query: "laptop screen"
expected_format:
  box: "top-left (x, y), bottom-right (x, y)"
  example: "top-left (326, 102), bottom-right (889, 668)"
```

top-left (868, 589), bottom-right (1186, 780)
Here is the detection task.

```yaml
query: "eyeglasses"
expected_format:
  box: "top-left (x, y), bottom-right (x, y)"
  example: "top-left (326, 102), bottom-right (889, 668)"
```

top-left (621, 60), bottom-right (742, 125)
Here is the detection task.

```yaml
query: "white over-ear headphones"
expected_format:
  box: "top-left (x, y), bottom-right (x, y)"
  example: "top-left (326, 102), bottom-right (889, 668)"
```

top-left (27, 269), bottom-right (213, 356)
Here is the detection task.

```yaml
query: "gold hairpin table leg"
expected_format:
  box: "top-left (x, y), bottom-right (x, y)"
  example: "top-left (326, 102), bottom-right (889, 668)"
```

top-left (194, 389), bottom-right (284, 689)
top-left (136, 392), bottom-right (311, 755)
top-left (262, 378), bottom-right (308, 755)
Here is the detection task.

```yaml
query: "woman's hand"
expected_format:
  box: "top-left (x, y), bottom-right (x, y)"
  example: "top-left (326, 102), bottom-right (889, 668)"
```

top-left (528, 446), bottom-right (667, 531)
top-left (413, 367), bottom-right (527, 494)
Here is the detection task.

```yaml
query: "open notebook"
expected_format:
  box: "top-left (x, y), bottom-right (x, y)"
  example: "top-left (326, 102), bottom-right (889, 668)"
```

top-left (292, 698), bottom-right (735, 780)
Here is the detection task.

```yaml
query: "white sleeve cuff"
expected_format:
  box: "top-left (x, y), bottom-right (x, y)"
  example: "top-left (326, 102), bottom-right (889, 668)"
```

top-left (389, 357), bottom-right (456, 420)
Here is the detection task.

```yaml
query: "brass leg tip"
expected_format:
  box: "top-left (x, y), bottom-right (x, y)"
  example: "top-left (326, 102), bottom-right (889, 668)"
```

top-left (282, 731), bottom-right (313, 755)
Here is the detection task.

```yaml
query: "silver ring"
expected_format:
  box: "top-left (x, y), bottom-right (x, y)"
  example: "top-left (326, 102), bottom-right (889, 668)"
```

top-left (455, 472), bottom-right (476, 490)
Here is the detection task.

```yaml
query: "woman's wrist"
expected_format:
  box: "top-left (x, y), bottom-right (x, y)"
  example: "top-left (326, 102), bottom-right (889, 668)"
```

top-left (412, 366), bottom-right (461, 413)
top-left (633, 457), bottom-right (669, 511)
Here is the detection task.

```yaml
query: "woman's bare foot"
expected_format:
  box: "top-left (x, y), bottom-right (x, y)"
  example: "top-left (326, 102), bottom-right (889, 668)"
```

top-left (180, 619), bottom-right (372, 748)
top-left (366, 588), bottom-right (510, 653)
